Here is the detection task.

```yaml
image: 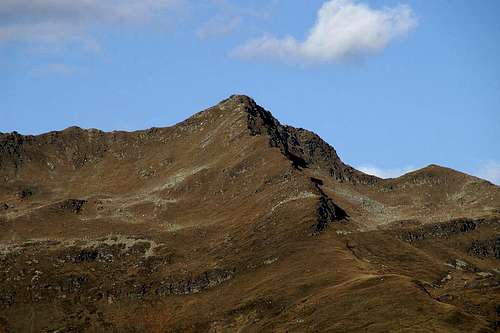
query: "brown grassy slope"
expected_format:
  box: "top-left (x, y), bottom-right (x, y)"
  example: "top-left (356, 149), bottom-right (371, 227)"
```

top-left (0, 95), bottom-right (499, 332)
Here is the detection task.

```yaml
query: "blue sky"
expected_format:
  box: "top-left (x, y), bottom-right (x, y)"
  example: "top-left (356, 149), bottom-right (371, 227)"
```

top-left (1, 0), bottom-right (499, 184)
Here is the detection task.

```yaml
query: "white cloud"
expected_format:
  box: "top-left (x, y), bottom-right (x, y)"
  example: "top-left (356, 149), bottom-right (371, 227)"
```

top-left (357, 164), bottom-right (416, 179)
top-left (0, 0), bottom-right (186, 47)
top-left (196, 14), bottom-right (241, 39)
top-left (233, 0), bottom-right (417, 63)
top-left (475, 161), bottom-right (500, 185)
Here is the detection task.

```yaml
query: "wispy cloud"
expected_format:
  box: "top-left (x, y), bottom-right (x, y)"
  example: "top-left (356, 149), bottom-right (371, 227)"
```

top-left (195, 0), bottom-right (279, 40)
top-left (201, 0), bottom-right (279, 21)
top-left (196, 14), bottom-right (241, 39)
top-left (357, 164), bottom-right (416, 179)
top-left (32, 63), bottom-right (77, 76)
top-left (0, 0), bottom-right (186, 48)
top-left (475, 161), bottom-right (500, 185)
top-left (233, 0), bottom-right (417, 63)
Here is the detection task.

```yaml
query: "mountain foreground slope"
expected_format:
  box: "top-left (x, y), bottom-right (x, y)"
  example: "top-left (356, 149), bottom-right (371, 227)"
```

top-left (0, 95), bottom-right (499, 332)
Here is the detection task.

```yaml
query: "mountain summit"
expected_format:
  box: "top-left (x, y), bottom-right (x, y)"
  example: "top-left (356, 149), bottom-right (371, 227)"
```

top-left (0, 96), bottom-right (499, 332)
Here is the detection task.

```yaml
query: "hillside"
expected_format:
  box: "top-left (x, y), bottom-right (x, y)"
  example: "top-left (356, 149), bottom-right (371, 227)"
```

top-left (0, 95), bottom-right (499, 332)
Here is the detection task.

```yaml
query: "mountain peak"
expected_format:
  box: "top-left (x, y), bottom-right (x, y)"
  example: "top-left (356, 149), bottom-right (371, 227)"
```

top-left (215, 95), bottom-right (379, 184)
top-left (217, 94), bottom-right (258, 111)
top-left (227, 94), bottom-right (256, 104)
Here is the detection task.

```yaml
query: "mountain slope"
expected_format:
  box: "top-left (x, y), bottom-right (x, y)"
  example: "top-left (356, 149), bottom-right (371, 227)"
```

top-left (0, 95), bottom-right (499, 332)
